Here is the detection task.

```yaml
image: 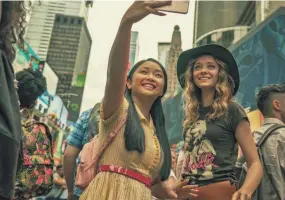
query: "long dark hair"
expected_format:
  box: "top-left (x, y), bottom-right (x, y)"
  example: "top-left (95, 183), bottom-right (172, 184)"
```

top-left (0, 1), bottom-right (29, 62)
top-left (124, 58), bottom-right (171, 181)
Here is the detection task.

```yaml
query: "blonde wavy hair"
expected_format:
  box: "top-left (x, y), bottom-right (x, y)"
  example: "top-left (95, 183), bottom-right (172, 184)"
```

top-left (183, 57), bottom-right (234, 129)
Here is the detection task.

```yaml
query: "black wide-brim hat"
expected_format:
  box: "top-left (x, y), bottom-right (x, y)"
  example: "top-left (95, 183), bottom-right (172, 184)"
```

top-left (177, 44), bottom-right (239, 95)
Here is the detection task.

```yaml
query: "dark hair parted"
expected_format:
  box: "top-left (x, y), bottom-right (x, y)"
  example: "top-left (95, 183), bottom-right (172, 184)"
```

top-left (0, 1), bottom-right (29, 62)
top-left (125, 58), bottom-right (171, 181)
top-left (256, 84), bottom-right (285, 116)
top-left (16, 68), bottom-right (47, 108)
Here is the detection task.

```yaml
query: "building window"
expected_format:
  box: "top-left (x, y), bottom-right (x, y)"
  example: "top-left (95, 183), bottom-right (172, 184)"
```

top-left (56, 16), bottom-right (61, 23)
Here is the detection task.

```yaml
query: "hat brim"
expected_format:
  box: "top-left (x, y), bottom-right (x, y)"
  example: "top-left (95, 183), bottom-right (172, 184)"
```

top-left (177, 44), bottom-right (239, 96)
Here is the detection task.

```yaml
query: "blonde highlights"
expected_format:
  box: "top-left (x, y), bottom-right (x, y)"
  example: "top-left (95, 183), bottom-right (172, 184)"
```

top-left (182, 58), bottom-right (233, 129)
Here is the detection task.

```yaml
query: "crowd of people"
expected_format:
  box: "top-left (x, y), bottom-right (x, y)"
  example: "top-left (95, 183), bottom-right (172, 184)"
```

top-left (0, 1), bottom-right (284, 200)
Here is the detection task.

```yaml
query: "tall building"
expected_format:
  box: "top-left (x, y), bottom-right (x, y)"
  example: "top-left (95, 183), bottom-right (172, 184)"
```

top-left (158, 42), bottom-right (170, 68)
top-left (235, 1), bottom-right (256, 27)
top-left (46, 14), bottom-right (92, 122)
top-left (194, 1), bottom-right (248, 42)
top-left (236, 1), bottom-right (285, 29)
top-left (25, 1), bottom-right (92, 60)
top-left (193, 1), bottom-right (249, 48)
top-left (194, 1), bottom-right (285, 48)
top-left (129, 31), bottom-right (139, 69)
top-left (165, 25), bottom-right (182, 97)
top-left (255, 1), bottom-right (285, 24)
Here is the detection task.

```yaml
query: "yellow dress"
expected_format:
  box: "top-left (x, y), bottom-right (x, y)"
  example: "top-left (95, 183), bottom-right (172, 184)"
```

top-left (80, 98), bottom-right (162, 200)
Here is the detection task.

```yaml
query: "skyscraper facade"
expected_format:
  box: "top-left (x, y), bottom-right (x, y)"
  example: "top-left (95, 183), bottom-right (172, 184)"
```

top-left (165, 25), bottom-right (182, 97)
top-left (158, 42), bottom-right (170, 68)
top-left (46, 14), bottom-right (92, 122)
top-left (193, 1), bottom-right (249, 48)
top-left (25, 1), bottom-right (92, 60)
top-left (129, 31), bottom-right (139, 69)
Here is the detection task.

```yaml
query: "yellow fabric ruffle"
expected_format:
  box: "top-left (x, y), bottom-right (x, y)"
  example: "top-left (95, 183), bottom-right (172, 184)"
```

top-left (80, 98), bottom-right (163, 200)
top-left (80, 172), bottom-right (152, 200)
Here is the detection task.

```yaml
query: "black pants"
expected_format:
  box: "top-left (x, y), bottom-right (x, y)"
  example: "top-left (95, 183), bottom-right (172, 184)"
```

top-left (0, 134), bottom-right (20, 199)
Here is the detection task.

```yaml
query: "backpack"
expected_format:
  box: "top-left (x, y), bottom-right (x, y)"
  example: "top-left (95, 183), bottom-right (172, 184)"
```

top-left (14, 119), bottom-right (54, 199)
top-left (237, 124), bottom-right (285, 200)
top-left (75, 114), bottom-right (127, 189)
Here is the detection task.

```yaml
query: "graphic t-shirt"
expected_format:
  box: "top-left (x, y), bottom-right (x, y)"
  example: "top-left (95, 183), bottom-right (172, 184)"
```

top-left (180, 101), bottom-right (248, 185)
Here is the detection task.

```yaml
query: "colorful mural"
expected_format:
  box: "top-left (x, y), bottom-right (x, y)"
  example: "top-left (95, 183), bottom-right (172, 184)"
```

top-left (230, 7), bottom-right (285, 110)
top-left (13, 42), bottom-right (40, 73)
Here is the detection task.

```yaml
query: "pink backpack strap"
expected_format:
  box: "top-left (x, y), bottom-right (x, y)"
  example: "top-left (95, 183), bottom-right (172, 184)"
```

top-left (105, 114), bottom-right (127, 143)
top-left (85, 113), bottom-right (127, 171)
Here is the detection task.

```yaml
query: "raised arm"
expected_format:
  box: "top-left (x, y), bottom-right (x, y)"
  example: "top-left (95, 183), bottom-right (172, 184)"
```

top-left (102, 0), bottom-right (171, 119)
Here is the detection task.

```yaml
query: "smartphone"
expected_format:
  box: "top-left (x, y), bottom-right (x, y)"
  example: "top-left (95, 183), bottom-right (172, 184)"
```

top-left (157, 0), bottom-right (190, 14)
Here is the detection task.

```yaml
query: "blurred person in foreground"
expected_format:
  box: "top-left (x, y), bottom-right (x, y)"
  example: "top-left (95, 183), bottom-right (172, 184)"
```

top-left (0, 1), bottom-right (29, 199)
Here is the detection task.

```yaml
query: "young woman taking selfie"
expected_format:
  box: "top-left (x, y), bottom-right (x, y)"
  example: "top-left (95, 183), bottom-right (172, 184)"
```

top-left (176, 44), bottom-right (263, 200)
top-left (79, 1), bottom-right (198, 200)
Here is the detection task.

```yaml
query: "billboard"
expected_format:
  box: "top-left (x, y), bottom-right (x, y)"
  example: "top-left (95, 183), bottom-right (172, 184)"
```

top-left (38, 62), bottom-right (58, 108)
top-left (38, 91), bottom-right (50, 106)
top-left (60, 106), bottom-right (68, 127)
top-left (74, 73), bottom-right (86, 88)
top-left (68, 86), bottom-right (84, 122)
top-left (53, 130), bottom-right (66, 165)
top-left (13, 42), bottom-right (40, 73)
top-left (40, 61), bottom-right (58, 96)
top-left (229, 7), bottom-right (285, 110)
top-left (48, 95), bottom-right (68, 127)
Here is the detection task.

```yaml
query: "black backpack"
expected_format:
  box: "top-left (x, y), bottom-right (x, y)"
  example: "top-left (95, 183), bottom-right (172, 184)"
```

top-left (237, 124), bottom-right (285, 200)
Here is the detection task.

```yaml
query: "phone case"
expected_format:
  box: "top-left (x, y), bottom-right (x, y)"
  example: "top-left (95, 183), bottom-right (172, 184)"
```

top-left (157, 0), bottom-right (190, 14)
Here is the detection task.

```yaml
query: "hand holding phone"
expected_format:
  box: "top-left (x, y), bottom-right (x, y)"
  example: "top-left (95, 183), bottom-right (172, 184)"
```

top-left (156, 0), bottom-right (190, 14)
